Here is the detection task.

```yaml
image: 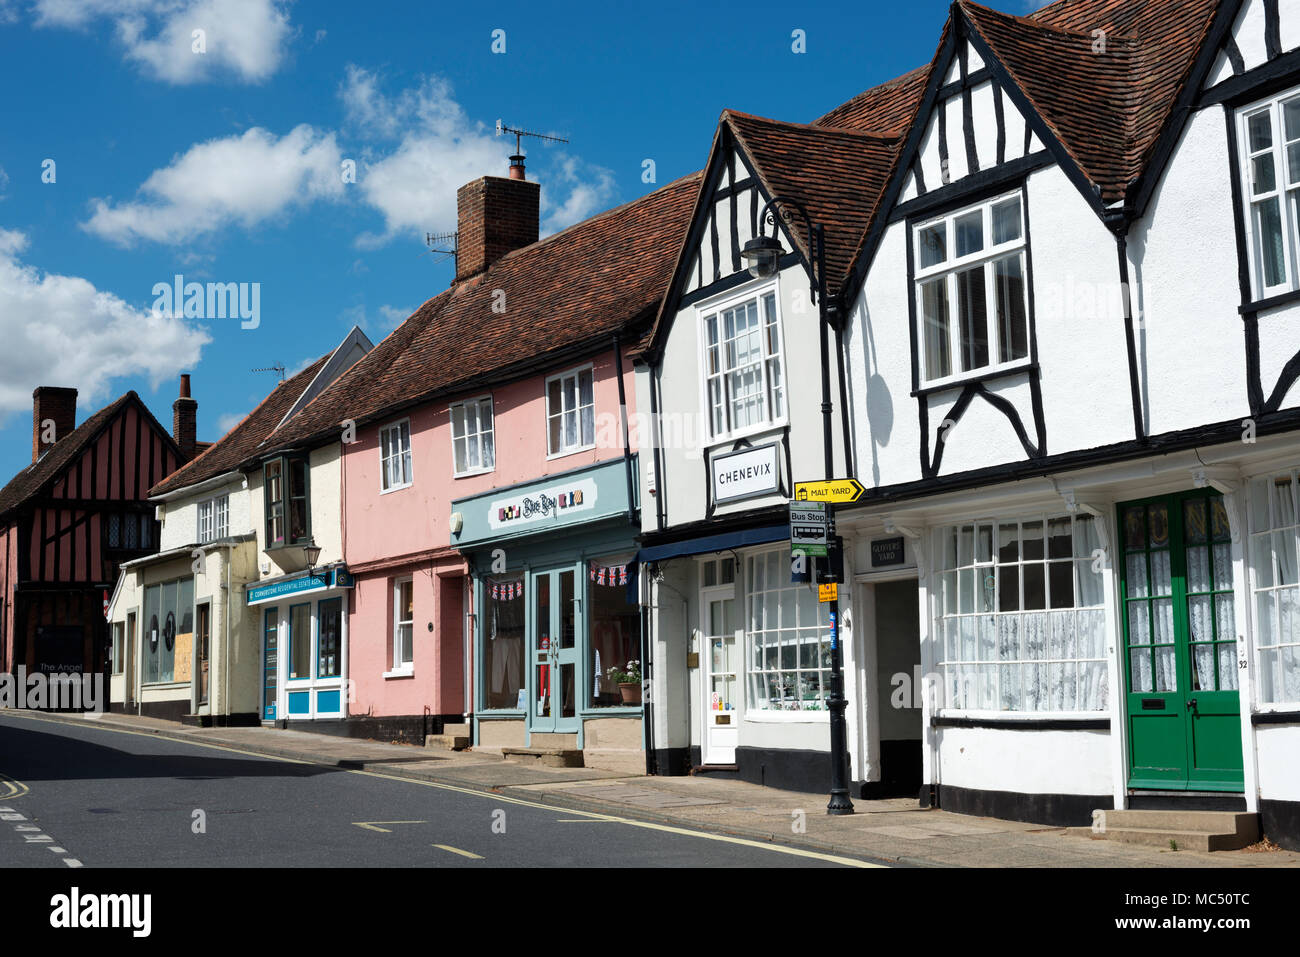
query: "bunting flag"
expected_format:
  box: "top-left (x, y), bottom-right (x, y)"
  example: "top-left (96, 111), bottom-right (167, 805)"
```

top-left (486, 578), bottom-right (523, 602)
top-left (588, 562), bottom-right (630, 587)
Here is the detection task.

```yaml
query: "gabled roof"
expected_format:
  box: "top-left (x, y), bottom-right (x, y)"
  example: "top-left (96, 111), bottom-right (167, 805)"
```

top-left (725, 112), bottom-right (902, 299)
top-left (262, 172), bottom-right (703, 451)
top-left (149, 354), bottom-right (331, 497)
top-left (960, 0), bottom-right (1219, 207)
top-left (814, 65), bottom-right (933, 134)
top-left (0, 393), bottom-right (180, 520)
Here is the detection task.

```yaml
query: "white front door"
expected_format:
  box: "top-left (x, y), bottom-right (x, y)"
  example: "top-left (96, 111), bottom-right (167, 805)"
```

top-left (701, 590), bottom-right (739, 765)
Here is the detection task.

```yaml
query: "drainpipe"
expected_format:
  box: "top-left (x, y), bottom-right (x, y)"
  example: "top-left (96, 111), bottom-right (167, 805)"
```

top-left (224, 549), bottom-right (232, 721)
top-left (613, 334), bottom-right (637, 525)
top-left (1113, 226), bottom-right (1146, 443)
top-left (832, 301), bottom-right (856, 479)
top-left (641, 593), bottom-right (654, 775)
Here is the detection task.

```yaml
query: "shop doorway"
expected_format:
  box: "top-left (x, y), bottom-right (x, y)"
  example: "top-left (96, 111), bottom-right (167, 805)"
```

top-left (868, 578), bottom-right (923, 796)
top-left (196, 602), bottom-right (210, 706)
top-left (530, 566), bottom-right (580, 734)
top-left (1119, 492), bottom-right (1244, 791)
top-left (700, 585), bottom-right (739, 765)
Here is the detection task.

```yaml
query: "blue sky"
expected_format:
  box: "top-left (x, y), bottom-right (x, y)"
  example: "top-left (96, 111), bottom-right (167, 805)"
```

top-left (0, 0), bottom-right (1034, 482)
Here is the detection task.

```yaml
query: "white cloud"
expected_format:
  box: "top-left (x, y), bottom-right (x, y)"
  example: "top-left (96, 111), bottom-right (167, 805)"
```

top-left (0, 165), bottom-right (9, 199)
top-left (339, 300), bottom-right (411, 337)
top-left (32, 0), bottom-right (292, 84)
top-left (539, 154), bottom-right (617, 235)
top-left (0, 227), bottom-right (210, 418)
top-left (82, 124), bottom-right (344, 245)
top-left (215, 410), bottom-right (244, 434)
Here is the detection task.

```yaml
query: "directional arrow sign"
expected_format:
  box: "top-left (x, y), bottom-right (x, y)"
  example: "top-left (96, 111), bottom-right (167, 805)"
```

top-left (794, 478), bottom-right (866, 504)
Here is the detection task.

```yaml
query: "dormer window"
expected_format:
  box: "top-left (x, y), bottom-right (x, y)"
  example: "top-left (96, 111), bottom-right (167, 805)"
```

top-left (914, 192), bottom-right (1030, 387)
top-left (264, 455), bottom-right (309, 549)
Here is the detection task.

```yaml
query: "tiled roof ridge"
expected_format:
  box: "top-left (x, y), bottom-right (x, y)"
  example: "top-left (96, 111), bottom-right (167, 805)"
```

top-left (962, 0), bottom-right (1135, 42)
top-left (726, 109), bottom-right (902, 141)
top-left (811, 64), bottom-right (931, 129)
top-left (487, 171), bottom-right (705, 271)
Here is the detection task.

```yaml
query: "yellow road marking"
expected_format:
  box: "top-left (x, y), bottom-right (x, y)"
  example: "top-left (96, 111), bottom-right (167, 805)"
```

top-left (0, 774), bottom-right (30, 800)
top-left (556, 818), bottom-right (617, 823)
top-left (433, 844), bottom-right (483, 859)
top-left (353, 821), bottom-right (426, 833)
top-left (1, 711), bottom-right (883, 868)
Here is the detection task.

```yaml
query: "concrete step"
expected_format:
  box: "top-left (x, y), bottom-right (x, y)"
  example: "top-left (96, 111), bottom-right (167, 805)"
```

top-left (501, 747), bottom-right (584, 768)
top-left (529, 731), bottom-right (578, 749)
top-left (1090, 810), bottom-right (1259, 851)
top-left (424, 733), bottom-right (469, 751)
top-left (440, 722), bottom-right (471, 737)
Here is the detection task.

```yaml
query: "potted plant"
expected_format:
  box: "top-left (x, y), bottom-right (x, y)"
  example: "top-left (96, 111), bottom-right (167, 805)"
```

top-left (606, 660), bottom-right (642, 705)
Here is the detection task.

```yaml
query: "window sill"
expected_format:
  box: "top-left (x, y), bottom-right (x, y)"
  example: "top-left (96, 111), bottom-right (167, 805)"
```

top-left (1240, 288), bottom-right (1300, 314)
top-left (379, 482), bottom-right (413, 496)
top-left (546, 443), bottom-right (597, 461)
top-left (704, 419), bottom-right (788, 454)
top-left (743, 709), bottom-right (830, 722)
top-left (912, 361), bottom-right (1036, 398)
top-left (453, 466), bottom-right (495, 480)
top-left (383, 667), bottom-right (414, 680)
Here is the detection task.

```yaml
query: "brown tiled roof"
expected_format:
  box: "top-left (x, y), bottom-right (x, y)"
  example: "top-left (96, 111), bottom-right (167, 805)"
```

top-left (149, 355), bottom-right (330, 496)
top-left (963, 0), bottom-right (1220, 204)
top-left (814, 65), bottom-right (933, 135)
top-left (724, 111), bottom-right (901, 297)
top-left (0, 393), bottom-right (174, 520)
top-left (263, 172), bottom-right (704, 451)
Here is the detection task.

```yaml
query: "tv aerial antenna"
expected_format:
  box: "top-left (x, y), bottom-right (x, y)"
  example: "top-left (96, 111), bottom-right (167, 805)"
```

top-left (251, 364), bottom-right (286, 382)
top-left (425, 230), bottom-right (458, 267)
top-left (495, 119), bottom-right (569, 157)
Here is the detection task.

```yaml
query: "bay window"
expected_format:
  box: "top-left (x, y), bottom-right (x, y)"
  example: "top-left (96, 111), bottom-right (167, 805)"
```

top-left (934, 515), bottom-right (1108, 713)
top-left (451, 396), bottom-right (495, 476)
top-left (701, 288), bottom-right (785, 439)
top-left (1250, 472), bottom-right (1300, 705)
top-left (1239, 89), bottom-right (1300, 298)
top-left (914, 192), bottom-right (1030, 386)
top-left (546, 367), bottom-right (594, 456)
top-left (746, 548), bottom-right (830, 712)
top-left (379, 419), bottom-right (413, 492)
top-left (264, 455), bottom-right (309, 548)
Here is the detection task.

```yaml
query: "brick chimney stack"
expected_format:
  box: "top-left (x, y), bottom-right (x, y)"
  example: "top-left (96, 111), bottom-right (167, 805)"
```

top-left (32, 387), bottom-right (77, 463)
top-left (455, 163), bottom-right (540, 282)
top-left (172, 374), bottom-right (197, 463)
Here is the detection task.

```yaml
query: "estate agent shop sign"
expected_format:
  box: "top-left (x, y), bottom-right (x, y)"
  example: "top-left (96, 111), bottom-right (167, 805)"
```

top-left (711, 444), bottom-right (780, 504)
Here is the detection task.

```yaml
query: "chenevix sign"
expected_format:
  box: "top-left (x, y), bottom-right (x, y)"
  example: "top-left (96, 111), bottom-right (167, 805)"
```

top-left (710, 443), bottom-right (780, 504)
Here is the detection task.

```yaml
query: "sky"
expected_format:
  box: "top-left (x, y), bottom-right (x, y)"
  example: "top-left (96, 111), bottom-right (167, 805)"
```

top-left (0, 0), bottom-right (1048, 482)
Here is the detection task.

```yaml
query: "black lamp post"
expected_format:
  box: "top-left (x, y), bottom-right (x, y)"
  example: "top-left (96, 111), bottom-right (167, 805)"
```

top-left (742, 198), bottom-right (854, 816)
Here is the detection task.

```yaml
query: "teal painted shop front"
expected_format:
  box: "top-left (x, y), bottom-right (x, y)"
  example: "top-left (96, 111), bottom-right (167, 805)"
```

top-left (451, 457), bottom-right (644, 751)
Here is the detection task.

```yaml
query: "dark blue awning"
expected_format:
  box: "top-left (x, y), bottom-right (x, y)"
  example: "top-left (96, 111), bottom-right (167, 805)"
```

top-left (635, 524), bottom-right (788, 564)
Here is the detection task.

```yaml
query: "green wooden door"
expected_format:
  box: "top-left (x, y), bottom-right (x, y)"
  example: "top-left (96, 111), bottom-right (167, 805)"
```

top-left (528, 566), bottom-right (581, 735)
top-left (1119, 492), bottom-right (1244, 791)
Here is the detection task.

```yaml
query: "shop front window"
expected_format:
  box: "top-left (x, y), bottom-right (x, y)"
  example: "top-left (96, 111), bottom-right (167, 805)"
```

top-left (483, 576), bottom-right (525, 709)
top-left (1250, 472), bottom-right (1300, 705)
top-left (934, 515), bottom-right (1108, 712)
top-left (142, 577), bottom-right (192, 684)
top-left (746, 548), bottom-right (830, 712)
top-left (318, 597), bottom-right (342, 678)
top-left (289, 603), bottom-right (311, 680)
top-left (588, 559), bottom-right (640, 707)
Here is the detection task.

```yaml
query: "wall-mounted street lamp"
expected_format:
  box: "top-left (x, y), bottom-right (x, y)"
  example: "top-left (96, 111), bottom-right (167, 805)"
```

top-left (745, 196), bottom-right (854, 816)
top-left (302, 539), bottom-right (322, 575)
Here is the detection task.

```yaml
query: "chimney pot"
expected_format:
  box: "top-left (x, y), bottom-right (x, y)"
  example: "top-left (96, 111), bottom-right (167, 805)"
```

top-left (179, 373), bottom-right (191, 399)
top-left (509, 154), bottom-right (527, 181)
top-left (31, 387), bottom-right (77, 463)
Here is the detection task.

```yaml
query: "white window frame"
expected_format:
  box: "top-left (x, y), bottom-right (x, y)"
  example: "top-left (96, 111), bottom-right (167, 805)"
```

top-left (378, 419), bottom-right (413, 493)
top-left (913, 190), bottom-right (1032, 389)
top-left (1237, 87), bottom-right (1300, 300)
top-left (931, 513), bottom-right (1109, 718)
top-left (388, 577), bottom-right (414, 676)
top-left (742, 546), bottom-right (831, 718)
top-left (695, 281), bottom-right (788, 446)
top-left (1247, 469), bottom-right (1300, 709)
top-left (545, 364), bottom-right (596, 458)
top-left (111, 621), bottom-right (125, 675)
top-left (450, 395), bottom-right (496, 477)
top-left (197, 494), bottom-right (229, 544)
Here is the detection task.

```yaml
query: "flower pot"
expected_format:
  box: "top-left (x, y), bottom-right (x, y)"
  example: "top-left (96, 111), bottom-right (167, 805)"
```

top-left (618, 682), bottom-right (642, 705)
